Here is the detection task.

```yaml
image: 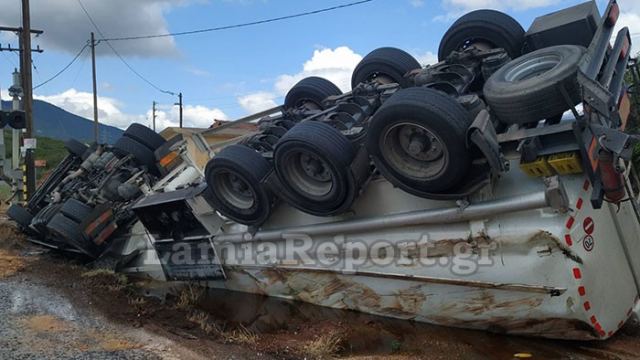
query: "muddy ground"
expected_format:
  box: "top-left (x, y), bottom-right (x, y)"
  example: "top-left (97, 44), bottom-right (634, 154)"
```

top-left (1, 219), bottom-right (640, 360)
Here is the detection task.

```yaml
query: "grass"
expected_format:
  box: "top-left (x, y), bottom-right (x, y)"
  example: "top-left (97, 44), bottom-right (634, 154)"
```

top-left (187, 310), bottom-right (218, 335)
top-left (3, 133), bottom-right (68, 178)
top-left (81, 268), bottom-right (130, 292)
top-left (221, 325), bottom-right (258, 346)
top-left (186, 309), bottom-right (258, 345)
top-left (301, 332), bottom-right (344, 359)
top-left (175, 284), bottom-right (205, 310)
top-left (127, 297), bottom-right (147, 306)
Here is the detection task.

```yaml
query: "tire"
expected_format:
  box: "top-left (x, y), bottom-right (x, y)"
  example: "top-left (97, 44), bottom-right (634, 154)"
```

top-left (64, 139), bottom-right (89, 158)
top-left (124, 123), bottom-right (166, 151)
top-left (113, 136), bottom-right (158, 173)
top-left (367, 87), bottom-right (471, 196)
top-left (205, 144), bottom-right (274, 225)
top-left (274, 121), bottom-right (357, 216)
top-left (351, 47), bottom-right (421, 89)
top-left (7, 204), bottom-right (33, 228)
top-left (61, 198), bottom-right (93, 223)
top-left (47, 213), bottom-right (94, 256)
top-left (31, 203), bottom-right (62, 235)
top-left (483, 45), bottom-right (585, 125)
top-left (284, 77), bottom-right (343, 110)
top-left (438, 10), bottom-right (525, 61)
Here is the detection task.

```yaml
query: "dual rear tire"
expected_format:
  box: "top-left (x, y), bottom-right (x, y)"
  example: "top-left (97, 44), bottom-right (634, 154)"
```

top-left (114, 123), bottom-right (166, 175)
top-left (367, 87), bottom-right (472, 196)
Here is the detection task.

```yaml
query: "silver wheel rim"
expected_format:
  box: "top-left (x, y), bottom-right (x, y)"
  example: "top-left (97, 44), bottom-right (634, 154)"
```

top-left (281, 149), bottom-right (334, 198)
top-left (214, 169), bottom-right (255, 210)
top-left (504, 54), bottom-right (561, 82)
top-left (381, 122), bottom-right (448, 180)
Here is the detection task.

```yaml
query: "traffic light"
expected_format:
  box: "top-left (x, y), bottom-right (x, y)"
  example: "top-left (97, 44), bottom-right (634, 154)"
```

top-left (0, 110), bottom-right (26, 129)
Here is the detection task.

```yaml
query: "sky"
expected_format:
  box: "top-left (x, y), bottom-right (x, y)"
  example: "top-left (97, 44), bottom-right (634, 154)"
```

top-left (0, 0), bottom-right (638, 132)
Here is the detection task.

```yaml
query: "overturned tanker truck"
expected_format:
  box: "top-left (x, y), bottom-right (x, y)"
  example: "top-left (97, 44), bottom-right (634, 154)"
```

top-left (6, 124), bottom-right (173, 258)
top-left (11, 0), bottom-right (640, 340)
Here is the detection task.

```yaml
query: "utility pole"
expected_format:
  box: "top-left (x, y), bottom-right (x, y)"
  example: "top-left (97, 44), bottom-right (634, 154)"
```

top-left (21, 0), bottom-right (35, 200)
top-left (0, 24), bottom-right (42, 204)
top-left (90, 32), bottom-right (99, 142)
top-left (178, 92), bottom-right (183, 128)
top-left (152, 101), bottom-right (157, 132)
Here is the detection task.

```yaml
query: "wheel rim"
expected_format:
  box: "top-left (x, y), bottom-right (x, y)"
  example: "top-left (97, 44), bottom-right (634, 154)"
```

top-left (213, 169), bottom-right (256, 210)
top-left (281, 149), bottom-right (334, 199)
top-left (380, 122), bottom-right (448, 181)
top-left (504, 54), bottom-right (561, 82)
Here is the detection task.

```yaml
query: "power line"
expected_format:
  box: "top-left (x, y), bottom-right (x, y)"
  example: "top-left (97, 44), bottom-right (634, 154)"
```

top-left (76, 0), bottom-right (177, 96)
top-left (70, 48), bottom-right (89, 87)
top-left (33, 44), bottom-right (88, 90)
top-left (0, 51), bottom-right (18, 68)
top-left (101, 0), bottom-right (374, 42)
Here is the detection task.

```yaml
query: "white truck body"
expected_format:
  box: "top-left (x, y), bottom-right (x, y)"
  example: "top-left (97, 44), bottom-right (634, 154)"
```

top-left (119, 142), bottom-right (640, 340)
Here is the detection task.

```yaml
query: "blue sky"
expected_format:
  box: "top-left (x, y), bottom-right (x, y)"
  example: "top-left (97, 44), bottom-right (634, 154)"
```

top-left (0, 0), bottom-right (636, 131)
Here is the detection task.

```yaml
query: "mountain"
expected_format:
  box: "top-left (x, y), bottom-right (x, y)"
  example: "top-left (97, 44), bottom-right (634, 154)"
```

top-left (1, 100), bottom-right (124, 144)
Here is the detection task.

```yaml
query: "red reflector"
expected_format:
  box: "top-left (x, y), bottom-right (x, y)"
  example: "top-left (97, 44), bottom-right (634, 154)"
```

top-left (599, 151), bottom-right (626, 203)
top-left (620, 36), bottom-right (630, 60)
top-left (607, 3), bottom-right (620, 26)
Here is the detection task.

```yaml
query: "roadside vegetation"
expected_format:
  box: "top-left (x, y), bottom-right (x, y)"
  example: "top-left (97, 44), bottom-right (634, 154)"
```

top-left (625, 57), bottom-right (640, 168)
top-left (0, 134), bottom-right (67, 202)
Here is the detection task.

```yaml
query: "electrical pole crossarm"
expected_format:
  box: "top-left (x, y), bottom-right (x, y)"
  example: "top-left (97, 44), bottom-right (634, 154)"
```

top-left (0, 26), bottom-right (43, 34)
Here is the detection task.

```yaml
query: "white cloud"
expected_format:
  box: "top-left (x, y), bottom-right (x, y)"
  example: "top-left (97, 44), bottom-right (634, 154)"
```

top-left (185, 66), bottom-right (212, 77)
top-left (615, 0), bottom-right (640, 52)
top-left (236, 46), bottom-right (363, 115)
top-left (413, 51), bottom-right (438, 66)
top-left (274, 46), bottom-right (363, 95)
top-left (35, 89), bottom-right (143, 129)
top-left (410, 0), bottom-right (425, 8)
top-left (152, 105), bottom-right (228, 130)
top-left (0, 0), bottom-right (185, 57)
top-left (237, 92), bottom-right (278, 113)
top-left (34, 88), bottom-right (227, 131)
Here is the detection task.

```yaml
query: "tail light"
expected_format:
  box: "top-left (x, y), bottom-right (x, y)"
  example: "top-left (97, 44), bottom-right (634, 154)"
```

top-left (620, 35), bottom-right (630, 60)
top-left (606, 2), bottom-right (620, 27)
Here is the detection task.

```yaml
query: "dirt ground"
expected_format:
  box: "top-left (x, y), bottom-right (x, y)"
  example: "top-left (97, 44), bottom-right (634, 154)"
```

top-left (2, 219), bottom-right (640, 360)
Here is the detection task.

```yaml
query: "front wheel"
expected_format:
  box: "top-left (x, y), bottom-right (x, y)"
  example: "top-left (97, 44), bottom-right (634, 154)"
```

top-left (7, 204), bottom-right (33, 229)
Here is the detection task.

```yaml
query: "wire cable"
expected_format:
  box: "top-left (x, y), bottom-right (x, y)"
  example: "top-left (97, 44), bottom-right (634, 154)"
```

top-left (76, 0), bottom-right (177, 96)
top-left (33, 44), bottom-right (88, 90)
top-left (1, 51), bottom-right (18, 68)
top-left (101, 0), bottom-right (374, 42)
